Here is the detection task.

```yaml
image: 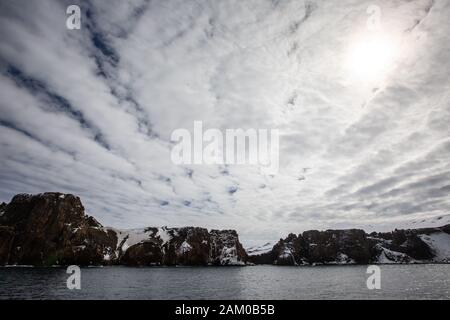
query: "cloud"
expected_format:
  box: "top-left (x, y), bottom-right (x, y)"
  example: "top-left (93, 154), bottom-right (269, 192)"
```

top-left (0, 0), bottom-right (449, 241)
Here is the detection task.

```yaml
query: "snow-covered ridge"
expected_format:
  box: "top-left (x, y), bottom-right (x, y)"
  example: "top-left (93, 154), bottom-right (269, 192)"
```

top-left (403, 214), bottom-right (450, 230)
top-left (419, 233), bottom-right (450, 263)
top-left (245, 241), bottom-right (276, 256)
top-left (363, 214), bottom-right (450, 233)
top-left (107, 227), bottom-right (174, 258)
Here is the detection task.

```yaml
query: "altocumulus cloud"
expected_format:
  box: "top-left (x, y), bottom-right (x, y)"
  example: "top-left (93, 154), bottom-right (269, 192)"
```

top-left (0, 0), bottom-right (449, 241)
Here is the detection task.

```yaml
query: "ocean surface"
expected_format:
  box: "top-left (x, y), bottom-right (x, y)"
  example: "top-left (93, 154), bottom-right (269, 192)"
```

top-left (0, 265), bottom-right (449, 300)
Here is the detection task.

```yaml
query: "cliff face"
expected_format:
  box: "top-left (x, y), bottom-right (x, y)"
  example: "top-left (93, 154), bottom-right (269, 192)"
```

top-left (1, 193), bottom-right (449, 266)
top-left (248, 225), bottom-right (450, 265)
top-left (0, 193), bottom-right (247, 266)
top-left (0, 193), bottom-right (118, 266)
top-left (113, 226), bottom-right (247, 266)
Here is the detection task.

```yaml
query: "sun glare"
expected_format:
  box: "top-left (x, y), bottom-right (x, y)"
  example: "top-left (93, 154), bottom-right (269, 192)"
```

top-left (345, 34), bottom-right (399, 83)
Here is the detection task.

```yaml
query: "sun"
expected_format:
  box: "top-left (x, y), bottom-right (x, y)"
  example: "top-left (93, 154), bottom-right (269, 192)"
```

top-left (345, 33), bottom-right (399, 83)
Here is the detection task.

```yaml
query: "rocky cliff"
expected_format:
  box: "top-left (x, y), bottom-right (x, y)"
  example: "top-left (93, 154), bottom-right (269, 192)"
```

top-left (248, 225), bottom-right (450, 265)
top-left (0, 193), bottom-right (247, 266)
top-left (111, 226), bottom-right (247, 266)
top-left (1, 192), bottom-right (449, 266)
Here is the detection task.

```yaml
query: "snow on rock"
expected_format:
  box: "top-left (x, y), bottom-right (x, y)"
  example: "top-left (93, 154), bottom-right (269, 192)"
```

top-left (404, 215), bottom-right (450, 230)
top-left (374, 244), bottom-right (412, 264)
top-left (0, 193), bottom-right (246, 266)
top-left (364, 214), bottom-right (450, 233)
top-left (0, 202), bottom-right (6, 217)
top-left (179, 240), bottom-right (192, 254)
top-left (276, 246), bottom-right (297, 265)
top-left (108, 227), bottom-right (155, 257)
top-left (156, 227), bottom-right (173, 245)
top-left (105, 226), bottom-right (247, 266)
top-left (218, 247), bottom-right (245, 266)
top-left (248, 225), bottom-right (450, 265)
top-left (2, 192), bottom-right (448, 267)
top-left (245, 241), bottom-right (276, 256)
top-left (209, 230), bottom-right (247, 265)
top-left (335, 253), bottom-right (356, 265)
top-left (419, 233), bottom-right (450, 263)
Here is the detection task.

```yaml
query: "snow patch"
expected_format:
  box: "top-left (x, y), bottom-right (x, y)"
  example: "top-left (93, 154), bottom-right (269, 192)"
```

top-left (245, 241), bottom-right (275, 256)
top-left (335, 253), bottom-right (355, 264)
top-left (376, 245), bottom-right (410, 264)
top-left (419, 233), bottom-right (450, 262)
top-left (156, 227), bottom-right (172, 245)
top-left (179, 240), bottom-right (192, 254)
top-left (279, 247), bottom-right (293, 259)
top-left (219, 246), bottom-right (245, 265)
top-left (110, 228), bottom-right (154, 257)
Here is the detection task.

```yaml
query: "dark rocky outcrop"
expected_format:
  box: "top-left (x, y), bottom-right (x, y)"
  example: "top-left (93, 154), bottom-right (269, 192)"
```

top-left (0, 226), bottom-right (14, 265)
top-left (0, 193), bottom-right (247, 266)
top-left (210, 229), bottom-right (248, 265)
top-left (369, 229), bottom-right (434, 261)
top-left (0, 193), bottom-right (118, 266)
top-left (0, 192), bottom-right (448, 266)
top-left (116, 227), bottom-right (248, 266)
top-left (120, 239), bottom-right (164, 266)
top-left (248, 225), bottom-right (450, 265)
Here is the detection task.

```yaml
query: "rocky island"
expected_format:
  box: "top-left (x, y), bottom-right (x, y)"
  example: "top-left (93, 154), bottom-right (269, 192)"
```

top-left (0, 193), bottom-right (449, 266)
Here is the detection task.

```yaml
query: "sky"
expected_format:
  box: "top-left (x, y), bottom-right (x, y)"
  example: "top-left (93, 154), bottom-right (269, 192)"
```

top-left (0, 0), bottom-right (449, 242)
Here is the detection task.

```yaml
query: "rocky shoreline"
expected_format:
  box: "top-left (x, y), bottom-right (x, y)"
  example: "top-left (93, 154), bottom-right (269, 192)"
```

top-left (0, 193), bottom-right (449, 266)
top-left (247, 225), bottom-right (450, 265)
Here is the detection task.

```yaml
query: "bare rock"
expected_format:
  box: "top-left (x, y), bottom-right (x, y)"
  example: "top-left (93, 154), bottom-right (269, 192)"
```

top-left (0, 193), bottom-right (117, 266)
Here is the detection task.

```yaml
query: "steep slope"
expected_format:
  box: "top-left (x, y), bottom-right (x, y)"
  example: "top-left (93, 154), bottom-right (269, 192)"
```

top-left (0, 193), bottom-right (117, 266)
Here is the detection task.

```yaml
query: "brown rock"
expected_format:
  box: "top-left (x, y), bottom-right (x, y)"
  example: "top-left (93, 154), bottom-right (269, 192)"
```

top-left (0, 193), bottom-right (117, 266)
